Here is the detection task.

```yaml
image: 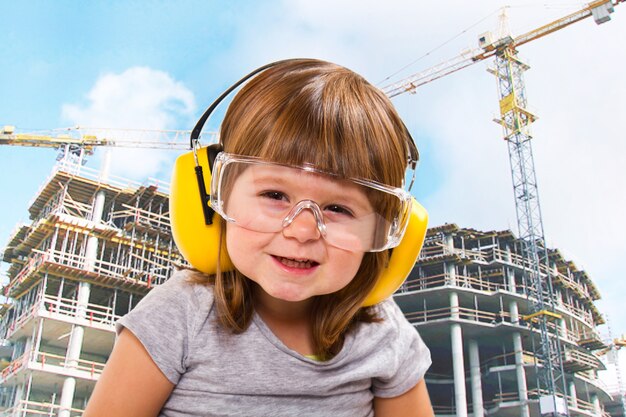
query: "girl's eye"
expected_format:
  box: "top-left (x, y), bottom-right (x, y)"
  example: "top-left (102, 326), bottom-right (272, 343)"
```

top-left (325, 204), bottom-right (355, 218)
top-left (260, 191), bottom-right (288, 201)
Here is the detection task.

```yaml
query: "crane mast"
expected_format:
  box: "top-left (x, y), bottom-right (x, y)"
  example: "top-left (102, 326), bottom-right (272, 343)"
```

top-left (382, 1), bottom-right (621, 415)
top-left (493, 45), bottom-right (568, 415)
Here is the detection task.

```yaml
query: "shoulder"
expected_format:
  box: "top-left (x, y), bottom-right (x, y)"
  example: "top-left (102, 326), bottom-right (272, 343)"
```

top-left (348, 298), bottom-right (427, 358)
top-left (376, 298), bottom-right (409, 327)
top-left (350, 298), bottom-right (431, 398)
top-left (141, 269), bottom-right (213, 307)
top-left (116, 269), bottom-right (215, 337)
top-left (114, 269), bottom-right (216, 384)
top-left (360, 298), bottom-right (414, 342)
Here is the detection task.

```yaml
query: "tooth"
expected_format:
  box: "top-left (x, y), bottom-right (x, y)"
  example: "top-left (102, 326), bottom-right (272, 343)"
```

top-left (280, 257), bottom-right (312, 268)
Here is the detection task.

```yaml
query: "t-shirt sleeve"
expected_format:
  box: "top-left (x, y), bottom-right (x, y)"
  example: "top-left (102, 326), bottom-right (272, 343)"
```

top-left (371, 299), bottom-right (432, 398)
top-left (115, 269), bottom-right (211, 385)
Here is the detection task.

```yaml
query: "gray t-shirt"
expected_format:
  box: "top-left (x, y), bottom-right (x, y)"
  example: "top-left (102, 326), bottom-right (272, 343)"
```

top-left (116, 270), bottom-right (431, 417)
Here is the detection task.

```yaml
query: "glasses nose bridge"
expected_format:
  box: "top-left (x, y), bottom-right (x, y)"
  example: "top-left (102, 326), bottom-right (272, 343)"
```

top-left (281, 200), bottom-right (327, 236)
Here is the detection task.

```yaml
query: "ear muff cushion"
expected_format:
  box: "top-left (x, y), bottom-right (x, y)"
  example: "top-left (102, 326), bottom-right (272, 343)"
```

top-left (170, 149), bottom-right (233, 274)
top-left (362, 199), bottom-right (428, 306)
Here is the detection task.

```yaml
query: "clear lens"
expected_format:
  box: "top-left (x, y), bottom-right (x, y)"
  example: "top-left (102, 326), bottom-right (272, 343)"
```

top-left (210, 153), bottom-right (411, 252)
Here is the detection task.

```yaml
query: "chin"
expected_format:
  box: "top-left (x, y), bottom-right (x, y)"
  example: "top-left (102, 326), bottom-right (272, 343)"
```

top-left (264, 285), bottom-right (315, 303)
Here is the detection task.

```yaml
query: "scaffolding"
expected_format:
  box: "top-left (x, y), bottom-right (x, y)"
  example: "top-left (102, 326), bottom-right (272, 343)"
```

top-left (0, 160), bottom-right (184, 416)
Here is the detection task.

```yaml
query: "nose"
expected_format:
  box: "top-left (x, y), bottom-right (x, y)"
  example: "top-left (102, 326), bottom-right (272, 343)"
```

top-left (282, 200), bottom-right (326, 243)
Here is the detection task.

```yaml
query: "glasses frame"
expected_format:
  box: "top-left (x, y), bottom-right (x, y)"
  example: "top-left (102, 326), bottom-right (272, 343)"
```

top-left (209, 152), bottom-right (414, 252)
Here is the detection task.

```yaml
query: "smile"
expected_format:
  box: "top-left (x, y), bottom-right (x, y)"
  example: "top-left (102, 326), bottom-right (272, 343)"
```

top-left (274, 256), bottom-right (319, 269)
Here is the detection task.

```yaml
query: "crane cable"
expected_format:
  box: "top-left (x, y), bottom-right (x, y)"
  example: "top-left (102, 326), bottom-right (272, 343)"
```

top-left (377, 8), bottom-right (501, 87)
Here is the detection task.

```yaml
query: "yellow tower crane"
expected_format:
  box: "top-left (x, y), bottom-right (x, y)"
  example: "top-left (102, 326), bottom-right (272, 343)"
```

top-left (381, 1), bottom-right (622, 416)
top-left (0, 125), bottom-right (212, 153)
top-left (0, 124), bottom-right (218, 175)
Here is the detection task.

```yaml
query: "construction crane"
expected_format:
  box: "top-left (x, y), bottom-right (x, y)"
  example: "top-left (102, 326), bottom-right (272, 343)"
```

top-left (0, 124), bottom-right (218, 177)
top-left (597, 335), bottom-right (626, 356)
top-left (0, 125), bottom-right (213, 154)
top-left (381, 1), bottom-right (622, 416)
top-left (383, 0), bottom-right (620, 97)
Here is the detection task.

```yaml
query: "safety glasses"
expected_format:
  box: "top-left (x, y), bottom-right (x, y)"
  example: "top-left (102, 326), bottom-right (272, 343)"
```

top-left (210, 152), bottom-right (413, 252)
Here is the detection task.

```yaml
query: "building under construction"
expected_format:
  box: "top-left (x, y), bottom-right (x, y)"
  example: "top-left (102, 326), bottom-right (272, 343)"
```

top-left (398, 223), bottom-right (615, 416)
top-left (0, 163), bottom-right (618, 416)
top-left (0, 161), bottom-right (184, 416)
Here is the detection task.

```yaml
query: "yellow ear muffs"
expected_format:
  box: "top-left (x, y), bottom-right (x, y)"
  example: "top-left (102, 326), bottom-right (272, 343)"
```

top-left (362, 199), bottom-right (428, 306)
top-left (169, 147), bottom-right (428, 305)
top-left (170, 147), bottom-right (233, 274)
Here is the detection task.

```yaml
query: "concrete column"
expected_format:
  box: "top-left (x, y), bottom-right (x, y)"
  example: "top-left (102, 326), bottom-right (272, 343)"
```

top-left (59, 276), bottom-right (92, 417)
top-left (447, 262), bottom-right (457, 286)
top-left (59, 377), bottom-right (76, 417)
top-left (469, 339), bottom-right (484, 417)
top-left (33, 318), bottom-right (44, 361)
top-left (591, 394), bottom-right (601, 416)
top-left (568, 380), bottom-right (577, 409)
top-left (512, 332), bottom-right (530, 417)
top-left (444, 234), bottom-right (456, 286)
top-left (76, 281), bottom-right (91, 319)
top-left (506, 267), bottom-right (516, 292)
top-left (24, 332), bottom-right (34, 360)
top-left (65, 325), bottom-right (85, 368)
top-left (510, 300), bottom-right (519, 323)
top-left (559, 317), bottom-right (568, 341)
top-left (91, 190), bottom-right (107, 223)
top-left (451, 324), bottom-right (467, 417)
top-left (59, 181), bottom-right (106, 417)
top-left (450, 292), bottom-right (467, 417)
top-left (510, 301), bottom-right (530, 417)
top-left (14, 372), bottom-right (33, 409)
top-left (13, 383), bottom-right (24, 409)
top-left (451, 292), bottom-right (460, 320)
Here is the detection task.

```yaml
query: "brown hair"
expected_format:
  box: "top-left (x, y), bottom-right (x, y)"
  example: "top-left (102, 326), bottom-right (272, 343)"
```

top-left (196, 59), bottom-right (414, 359)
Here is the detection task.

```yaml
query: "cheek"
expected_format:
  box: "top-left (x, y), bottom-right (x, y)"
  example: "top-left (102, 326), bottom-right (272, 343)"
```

top-left (334, 251), bottom-right (366, 287)
top-left (225, 225), bottom-right (249, 270)
top-left (226, 223), bottom-right (248, 250)
top-left (224, 224), bottom-right (269, 273)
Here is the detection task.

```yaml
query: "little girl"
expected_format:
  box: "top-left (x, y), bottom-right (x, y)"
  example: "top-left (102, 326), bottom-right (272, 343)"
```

top-left (85, 59), bottom-right (433, 417)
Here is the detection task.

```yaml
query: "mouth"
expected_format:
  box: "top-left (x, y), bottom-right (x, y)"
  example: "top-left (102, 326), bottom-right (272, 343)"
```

top-left (273, 256), bottom-right (320, 270)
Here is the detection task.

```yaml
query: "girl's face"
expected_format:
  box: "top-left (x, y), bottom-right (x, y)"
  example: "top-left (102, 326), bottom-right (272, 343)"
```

top-left (224, 166), bottom-right (367, 305)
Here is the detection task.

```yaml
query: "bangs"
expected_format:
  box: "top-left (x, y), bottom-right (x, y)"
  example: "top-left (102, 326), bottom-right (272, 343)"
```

top-left (254, 76), bottom-right (400, 186)
top-left (221, 59), bottom-right (409, 189)
top-left (257, 98), bottom-right (378, 182)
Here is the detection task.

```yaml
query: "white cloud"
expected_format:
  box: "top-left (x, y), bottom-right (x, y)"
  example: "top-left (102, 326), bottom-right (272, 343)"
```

top-left (61, 67), bottom-right (196, 180)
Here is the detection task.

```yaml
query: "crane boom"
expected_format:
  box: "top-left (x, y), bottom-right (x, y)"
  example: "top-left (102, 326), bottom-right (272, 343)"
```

top-left (514, 0), bottom-right (617, 48)
top-left (382, 0), bottom-right (621, 97)
top-left (0, 133), bottom-right (188, 152)
top-left (382, 48), bottom-right (494, 98)
top-left (0, 125), bottom-right (218, 153)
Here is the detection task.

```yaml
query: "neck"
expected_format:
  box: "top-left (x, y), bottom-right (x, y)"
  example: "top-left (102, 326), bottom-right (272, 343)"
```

top-left (253, 284), bottom-right (316, 355)
top-left (253, 284), bottom-right (313, 322)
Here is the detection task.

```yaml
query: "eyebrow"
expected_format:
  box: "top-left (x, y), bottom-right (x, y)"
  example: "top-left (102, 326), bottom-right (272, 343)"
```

top-left (250, 170), bottom-right (374, 213)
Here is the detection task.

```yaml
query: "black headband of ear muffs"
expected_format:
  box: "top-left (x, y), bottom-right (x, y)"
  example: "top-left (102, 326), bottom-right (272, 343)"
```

top-left (189, 60), bottom-right (301, 226)
top-left (189, 59), bottom-right (419, 226)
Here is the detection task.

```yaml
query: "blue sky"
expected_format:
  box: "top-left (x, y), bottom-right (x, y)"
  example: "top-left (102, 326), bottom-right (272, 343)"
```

top-left (1, 0), bottom-right (625, 379)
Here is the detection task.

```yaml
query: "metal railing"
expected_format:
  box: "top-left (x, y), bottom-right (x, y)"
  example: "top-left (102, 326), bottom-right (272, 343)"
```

top-left (1, 350), bottom-right (105, 385)
top-left (0, 399), bottom-right (84, 417)
top-left (3, 293), bottom-right (122, 340)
